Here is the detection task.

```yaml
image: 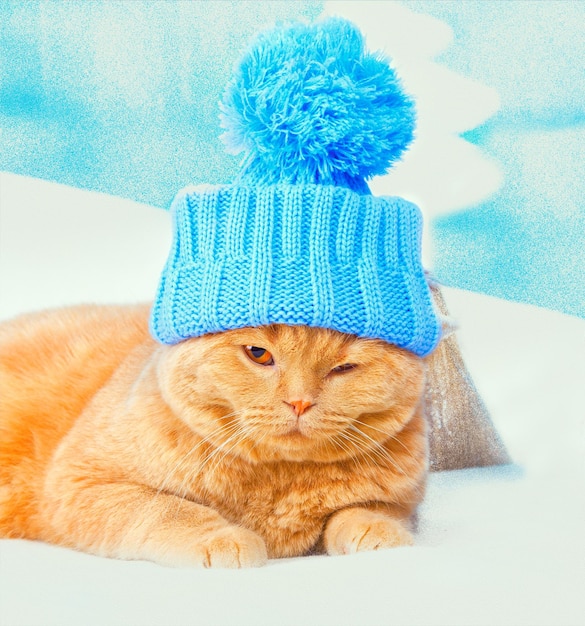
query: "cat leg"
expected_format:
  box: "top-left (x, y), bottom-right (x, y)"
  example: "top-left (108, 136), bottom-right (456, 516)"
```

top-left (323, 506), bottom-right (413, 556)
top-left (42, 481), bottom-right (267, 568)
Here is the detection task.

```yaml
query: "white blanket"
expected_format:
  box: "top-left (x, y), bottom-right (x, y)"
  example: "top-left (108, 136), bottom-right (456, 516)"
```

top-left (1, 173), bottom-right (583, 626)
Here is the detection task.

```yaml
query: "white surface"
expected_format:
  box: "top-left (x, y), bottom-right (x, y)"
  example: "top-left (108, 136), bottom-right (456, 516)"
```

top-left (1, 173), bottom-right (584, 626)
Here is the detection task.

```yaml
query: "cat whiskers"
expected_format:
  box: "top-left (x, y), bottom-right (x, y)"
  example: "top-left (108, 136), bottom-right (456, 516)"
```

top-left (353, 419), bottom-right (417, 461)
top-left (171, 413), bottom-right (269, 512)
top-left (200, 420), bottom-right (256, 478)
top-left (344, 425), bottom-right (407, 475)
top-left (336, 427), bottom-right (425, 504)
top-left (155, 411), bottom-right (242, 497)
top-left (243, 417), bottom-right (272, 460)
top-left (356, 424), bottom-right (426, 497)
top-left (154, 411), bottom-right (249, 519)
top-left (150, 428), bottom-right (237, 521)
top-left (329, 431), bottom-right (370, 475)
top-left (308, 414), bottom-right (350, 438)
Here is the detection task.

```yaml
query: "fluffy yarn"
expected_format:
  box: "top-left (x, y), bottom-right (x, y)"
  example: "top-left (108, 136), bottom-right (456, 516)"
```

top-left (220, 17), bottom-right (415, 189)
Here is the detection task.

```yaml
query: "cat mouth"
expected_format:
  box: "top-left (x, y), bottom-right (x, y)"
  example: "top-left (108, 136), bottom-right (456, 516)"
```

top-left (277, 427), bottom-right (308, 439)
top-left (272, 421), bottom-right (320, 443)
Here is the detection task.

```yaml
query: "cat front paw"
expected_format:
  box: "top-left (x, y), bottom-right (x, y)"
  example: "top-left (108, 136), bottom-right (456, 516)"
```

top-left (198, 525), bottom-right (268, 568)
top-left (324, 508), bottom-right (413, 556)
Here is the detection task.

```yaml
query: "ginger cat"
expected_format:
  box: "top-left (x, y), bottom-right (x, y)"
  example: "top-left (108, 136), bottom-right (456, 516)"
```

top-left (0, 304), bottom-right (427, 567)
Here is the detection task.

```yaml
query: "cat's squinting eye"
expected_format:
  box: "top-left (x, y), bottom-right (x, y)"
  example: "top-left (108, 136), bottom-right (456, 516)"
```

top-left (244, 346), bottom-right (275, 366)
top-left (330, 363), bottom-right (357, 374)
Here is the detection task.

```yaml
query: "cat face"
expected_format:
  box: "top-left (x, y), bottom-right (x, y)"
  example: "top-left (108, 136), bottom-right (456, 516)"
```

top-left (156, 325), bottom-right (425, 463)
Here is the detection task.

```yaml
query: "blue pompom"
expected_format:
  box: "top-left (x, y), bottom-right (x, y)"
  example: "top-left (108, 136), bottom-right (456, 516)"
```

top-left (220, 18), bottom-right (415, 189)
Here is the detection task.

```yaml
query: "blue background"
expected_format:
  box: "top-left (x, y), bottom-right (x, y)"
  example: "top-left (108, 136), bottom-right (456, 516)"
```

top-left (1, 0), bottom-right (583, 318)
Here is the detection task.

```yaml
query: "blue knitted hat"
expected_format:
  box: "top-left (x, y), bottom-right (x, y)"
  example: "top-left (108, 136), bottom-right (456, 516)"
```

top-left (150, 18), bottom-right (441, 356)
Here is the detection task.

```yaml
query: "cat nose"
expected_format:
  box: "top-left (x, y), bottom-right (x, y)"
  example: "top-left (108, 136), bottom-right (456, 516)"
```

top-left (285, 399), bottom-right (314, 417)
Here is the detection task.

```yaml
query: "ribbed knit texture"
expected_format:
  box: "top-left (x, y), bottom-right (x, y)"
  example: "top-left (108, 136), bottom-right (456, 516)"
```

top-left (150, 184), bottom-right (441, 356)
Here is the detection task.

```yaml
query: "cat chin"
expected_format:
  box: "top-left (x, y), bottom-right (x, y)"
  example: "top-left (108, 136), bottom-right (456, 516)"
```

top-left (249, 445), bottom-right (350, 464)
top-left (233, 430), bottom-right (361, 464)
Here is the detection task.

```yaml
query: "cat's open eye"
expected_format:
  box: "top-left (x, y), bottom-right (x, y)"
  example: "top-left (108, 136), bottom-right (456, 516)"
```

top-left (244, 346), bottom-right (274, 366)
top-left (330, 363), bottom-right (357, 374)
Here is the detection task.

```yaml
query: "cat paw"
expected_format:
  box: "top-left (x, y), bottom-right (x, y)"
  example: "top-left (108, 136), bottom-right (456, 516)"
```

top-left (198, 525), bottom-right (268, 568)
top-left (324, 508), bottom-right (413, 556)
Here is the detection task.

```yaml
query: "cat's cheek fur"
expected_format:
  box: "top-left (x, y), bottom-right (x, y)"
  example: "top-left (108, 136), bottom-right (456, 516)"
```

top-left (323, 507), bottom-right (414, 555)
